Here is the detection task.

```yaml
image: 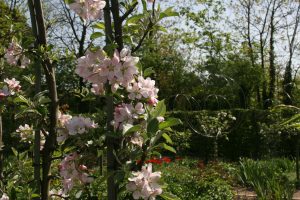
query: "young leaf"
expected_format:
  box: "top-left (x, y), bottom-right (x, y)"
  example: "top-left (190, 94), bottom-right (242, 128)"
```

top-left (159, 118), bottom-right (182, 130)
top-left (144, 67), bottom-right (155, 77)
top-left (147, 118), bottom-right (159, 135)
top-left (159, 7), bottom-right (179, 20)
top-left (92, 22), bottom-right (105, 30)
top-left (162, 143), bottom-right (176, 153)
top-left (90, 32), bottom-right (104, 40)
top-left (162, 133), bottom-right (173, 144)
top-left (123, 124), bottom-right (142, 135)
top-left (160, 192), bottom-right (180, 200)
top-left (150, 100), bottom-right (166, 118)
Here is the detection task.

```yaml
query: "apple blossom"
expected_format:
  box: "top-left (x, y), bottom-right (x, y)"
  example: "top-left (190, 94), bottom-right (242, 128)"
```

top-left (3, 78), bottom-right (21, 95)
top-left (65, 116), bottom-right (98, 135)
top-left (69, 0), bottom-right (106, 21)
top-left (4, 41), bottom-right (30, 68)
top-left (113, 102), bottom-right (145, 130)
top-left (126, 163), bottom-right (162, 200)
top-left (57, 112), bottom-right (98, 142)
top-left (131, 132), bottom-right (144, 147)
top-left (0, 193), bottom-right (9, 200)
top-left (59, 152), bottom-right (93, 194)
top-left (127, 76), bottom-right (159, 102)
top-left (16, 124), bottom-right (33, 142)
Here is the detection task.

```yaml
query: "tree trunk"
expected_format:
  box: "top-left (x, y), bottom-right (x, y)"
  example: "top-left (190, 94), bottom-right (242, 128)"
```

top-left (28, 1), bottom-right (59, 199)
top-left (104, 1), bottom-right (118, 199)
top-left (0, 114), bottom-right (3, 180)
top-left (268, 4), bottom-right (276, 108)
top-left (282, 4), bottom-right (300, 105)
top-left (260, 37), bottom-right (267, 109)
top-left (213, 138), bottom-right (218, 161)
top-left (28, 0), bottom-right (42, 198)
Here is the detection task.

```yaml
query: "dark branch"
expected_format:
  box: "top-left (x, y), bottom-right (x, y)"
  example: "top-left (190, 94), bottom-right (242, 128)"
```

top-left (121, 1), bottom-right (138, 22)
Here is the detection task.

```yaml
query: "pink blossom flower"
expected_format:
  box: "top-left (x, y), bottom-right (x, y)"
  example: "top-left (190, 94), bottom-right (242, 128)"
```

top-left (4, 78), bottom-right (21, 95)
top-left (131, 132), bottom-right (144, 147)
top-left (126, 164), bottom-right (162, 200)
top-left (0, 193), bottom-right (9, 200)
top-left (127, 77), bottom-right (159, 101)
top-left (148, 97), bottom-right (158, 106)
top-left (59, 152), bottom-right (93, 194)
top-left (113, 103), bottom-right (145, 130)
top-left (16, 124), bottom-right (33, 142)
top-left (69, 0), bottom-right (106, 20)
top-left (91, 83), bottom-right (105, 95)
top-left (65, 116), bottom-right (98, 135)
top-left (4, 42), bottom-right (30, 68)
top-left (57, 112), bottom-right (98, 142)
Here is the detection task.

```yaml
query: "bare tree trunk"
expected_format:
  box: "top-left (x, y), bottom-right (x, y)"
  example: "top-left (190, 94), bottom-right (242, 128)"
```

top-left (213, 138), bottom-right (218, 161)
top-left (104, 1), bottom-right (118, 199)
top-left (28, 0), bottom-right (59, 199)
top-left (283, 4), bottom-right (300, 105)
top-left (260, 37), bottom-right (268, 109)
top-left (268, 1), bottom-right (276, 108)
top-left (28, 0), bottom-right (42, 198)
top-left (0, 114), bottom-right (3, 180)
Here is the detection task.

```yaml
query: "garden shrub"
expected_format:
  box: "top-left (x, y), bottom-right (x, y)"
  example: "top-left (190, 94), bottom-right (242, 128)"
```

top-left (169, 108), bottom-right (299, 160)
top-left (238, 158), bottom-right (296, 200)
top-left (156, 159), bottom-right (234, 200)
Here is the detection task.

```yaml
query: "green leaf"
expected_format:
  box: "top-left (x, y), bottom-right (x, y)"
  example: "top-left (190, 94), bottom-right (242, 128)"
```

top-left (141, 0), bottom-right (147, 12)
top-left (160, 192), bottom-right (180, 200)
top-left (159, 7), bottom-right (179, 20)
top-left (123, 124), bottom-right (142, 135)
top-left (150, 100), bottom-right (166, 118)
top-left (144, 67), bottom-right (155, 77)
top-left (11, 147), bottom-right (18, 157)
top-left (147, 118), bottom-right (159, 135)
top-left (13, 95), bottom-right (30, 105)
top-left (281, 113), bottom-right (300, 126)
top-left (159, 118), bottom-right (182, 130)
top-left (75, 190), bottom-right (82, 198)
top-left (126, 14), bottom-right (144, 25)
top-left (90, 32), bottom-right (104, 40)
top-left (162, 133), bottom-right (173, 144)
top-left (92, 22), bottom-right (105, 30)
top-left (31, 194), bottom-right (40, 198)
top-left (162, 143), bottom-right (176, 153)
top-left (157, 25), bottom-right (168, 33)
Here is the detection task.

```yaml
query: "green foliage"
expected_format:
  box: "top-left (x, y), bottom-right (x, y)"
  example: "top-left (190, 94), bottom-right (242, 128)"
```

top-left (156, 159), bottom-right (234, 200)
top-left (238, 158), bottom-right (296, 200)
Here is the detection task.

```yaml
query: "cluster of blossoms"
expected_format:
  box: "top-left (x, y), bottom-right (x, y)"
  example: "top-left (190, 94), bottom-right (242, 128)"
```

top-left (59, 152), bottom-right (93, 194)
top-left (76, 49), bottom-right (140, 95)
top-left (0, 78), bottom-right (21, 99)
top-left (57, 111), bottom-right (98, 142)
top-left (75, 49), bottom-right (159, 127)
top-left (0, 193), bottom-right (9, 200)
top-left (4, 41), bottom-right (30, 68)
top-left (75, 48), bottom-right (163, 199)
top-left (70, 1), bottom-right (164, 198)
top-left (113, 102), bottom-right (145, 130)
top-left (69, 0), bottom-right (106, 20)
top-left (16, 124), bottom-right (46, 150)
top-left (126, 164), bottom-right (162, 200)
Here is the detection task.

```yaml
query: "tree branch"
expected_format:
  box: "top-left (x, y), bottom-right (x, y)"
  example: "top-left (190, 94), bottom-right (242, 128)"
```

top-left (121, 1), bottom-right (138, 22)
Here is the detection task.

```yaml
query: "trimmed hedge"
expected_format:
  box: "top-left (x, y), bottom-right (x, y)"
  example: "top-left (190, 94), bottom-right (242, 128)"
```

top-left (169, 108), bottom-right (299, 161)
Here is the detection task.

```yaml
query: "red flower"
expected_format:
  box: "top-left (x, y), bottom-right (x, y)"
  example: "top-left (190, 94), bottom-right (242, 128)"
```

top-left (161, 157), bottom-right (171, 163)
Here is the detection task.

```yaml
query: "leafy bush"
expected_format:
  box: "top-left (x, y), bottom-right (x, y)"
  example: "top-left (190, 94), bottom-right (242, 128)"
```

top-left (156, 158), bottom-right (234, 200)
top-left (238, 158), bottom-right (296, 200)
